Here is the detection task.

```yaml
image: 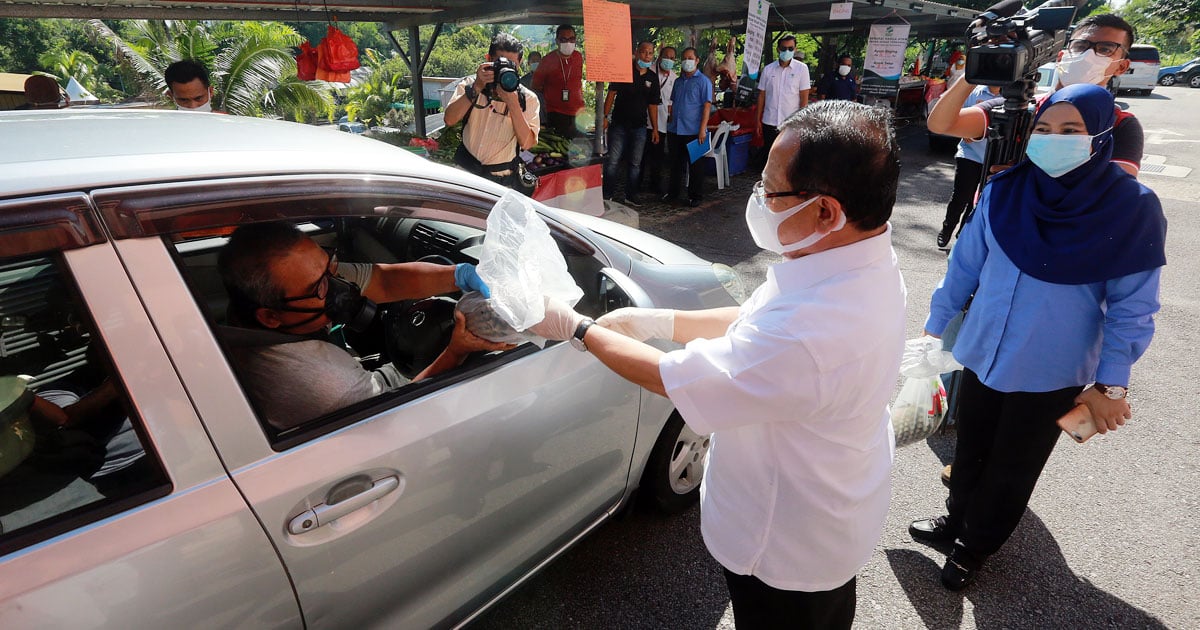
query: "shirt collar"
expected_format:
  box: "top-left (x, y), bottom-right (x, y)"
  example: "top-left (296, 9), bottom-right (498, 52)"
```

top-left (767, 223), bottom-right (894, 292)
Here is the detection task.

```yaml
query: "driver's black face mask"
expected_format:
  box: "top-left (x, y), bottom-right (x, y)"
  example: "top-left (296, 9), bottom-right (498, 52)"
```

top-left (275, 276), bottom-right (377, 334)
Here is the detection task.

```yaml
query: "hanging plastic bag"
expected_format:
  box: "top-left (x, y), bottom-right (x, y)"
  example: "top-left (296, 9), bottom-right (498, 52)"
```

top-left (296, 41), bottom-right (318, 81)
top-left (317, 24), bottom-right (360, 73)
top-left (315, 44), bottom-right (352, 83)
top-left (476, 191), bottom-right (583, 332)
top-left (892, 335), bottom-right (962, 448)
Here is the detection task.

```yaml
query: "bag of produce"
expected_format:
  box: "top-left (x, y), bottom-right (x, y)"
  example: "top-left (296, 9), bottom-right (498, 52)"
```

top-left (891, 336), bottom-right (961, 448)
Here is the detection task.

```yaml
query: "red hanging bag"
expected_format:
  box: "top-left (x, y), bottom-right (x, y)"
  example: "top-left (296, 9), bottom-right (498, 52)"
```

top-left (296, 41), bottom-right (318, 81)
top-left (318, 24), bottom-right (360, 73)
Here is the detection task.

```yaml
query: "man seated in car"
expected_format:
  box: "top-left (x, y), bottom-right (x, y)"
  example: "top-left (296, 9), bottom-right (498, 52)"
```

top-left (218, 222), bottom-right (508, 429)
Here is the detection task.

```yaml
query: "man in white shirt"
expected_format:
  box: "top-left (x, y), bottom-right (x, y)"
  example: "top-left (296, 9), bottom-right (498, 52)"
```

top-left (756, 34), bottom-right (811, 156)
top-left (642, 45), bottom-right (678, 197)
top-left (531, 100), bottom-right (906, 628)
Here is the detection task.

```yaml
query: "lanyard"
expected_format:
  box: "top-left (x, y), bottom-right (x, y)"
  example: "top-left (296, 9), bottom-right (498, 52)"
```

top-left (558, 52), bottom-right (572, 84)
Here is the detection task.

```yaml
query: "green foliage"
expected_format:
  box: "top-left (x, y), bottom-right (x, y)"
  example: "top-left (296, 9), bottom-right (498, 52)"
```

top-left (1121, 0), bottom-right (1200, 57)
top-left (91, 19), bottom-right (332, 119)
top-left (345, 48), bottom-right (411, 126)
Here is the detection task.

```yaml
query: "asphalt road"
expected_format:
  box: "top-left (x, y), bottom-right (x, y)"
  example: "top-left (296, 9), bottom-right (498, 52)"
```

top-left (473, 85), bottom-right (1200, 629)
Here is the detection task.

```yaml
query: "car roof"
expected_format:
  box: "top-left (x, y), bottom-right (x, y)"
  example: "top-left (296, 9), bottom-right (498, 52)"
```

top-left (0, 109), bottom-right (504, 198)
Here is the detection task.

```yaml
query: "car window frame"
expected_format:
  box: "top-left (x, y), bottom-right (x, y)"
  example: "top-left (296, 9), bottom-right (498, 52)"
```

top-left (92, 174), bottom-right (605, 450)
top-left (0, 195), bottom-right (172, 556)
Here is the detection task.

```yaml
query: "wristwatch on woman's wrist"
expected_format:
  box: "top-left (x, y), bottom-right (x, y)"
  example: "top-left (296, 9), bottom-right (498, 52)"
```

top-left (1094, 383), bottom-right (1128, 400)
top-left (570, 318), bottom-right (595, 352)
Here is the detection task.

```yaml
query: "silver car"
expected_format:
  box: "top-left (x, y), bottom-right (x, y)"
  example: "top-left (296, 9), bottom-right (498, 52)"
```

top-left (0, 111), bottom-right (742, 628)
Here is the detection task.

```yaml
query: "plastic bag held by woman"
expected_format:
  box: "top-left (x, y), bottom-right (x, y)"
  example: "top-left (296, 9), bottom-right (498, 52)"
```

top-left (892, 335), bottom-right (961, 448)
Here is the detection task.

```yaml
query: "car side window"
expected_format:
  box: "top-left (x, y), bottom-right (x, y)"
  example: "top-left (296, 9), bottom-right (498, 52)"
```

top-left (0, 254), bottom-right (170, 553)
top-left (169, 208), bottom-right (610, 448)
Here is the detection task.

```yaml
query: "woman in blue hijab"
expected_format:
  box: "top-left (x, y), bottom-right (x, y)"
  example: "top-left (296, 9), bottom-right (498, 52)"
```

top-left (909, 83), bottom-right (1167, 591)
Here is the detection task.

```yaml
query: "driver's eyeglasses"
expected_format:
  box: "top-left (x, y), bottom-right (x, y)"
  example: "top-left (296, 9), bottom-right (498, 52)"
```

top-left (280, 247), bottom-right (338, 304)
top-left (1066, 39), bottom-right (1124, 58)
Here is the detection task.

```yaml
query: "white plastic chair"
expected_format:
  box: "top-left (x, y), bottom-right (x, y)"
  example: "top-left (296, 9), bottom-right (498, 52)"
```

top-left (702, 121), bottom-right (737, 190)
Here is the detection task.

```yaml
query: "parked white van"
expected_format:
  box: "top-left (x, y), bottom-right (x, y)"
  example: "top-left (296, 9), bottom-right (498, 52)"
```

top-left (1113, 44), bottom-right (1161, 95)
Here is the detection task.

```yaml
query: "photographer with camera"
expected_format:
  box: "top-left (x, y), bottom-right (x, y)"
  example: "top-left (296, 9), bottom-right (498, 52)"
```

top-left (928, 13), bottom-right (1143, 180)
top-left (444, 33), bottom-right (541, 193)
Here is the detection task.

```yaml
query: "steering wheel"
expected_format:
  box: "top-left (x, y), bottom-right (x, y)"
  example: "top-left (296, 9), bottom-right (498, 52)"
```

top-left (382, 296), bottom-right (458, 379)
top-left (416, 254), bottom-right (456, 266)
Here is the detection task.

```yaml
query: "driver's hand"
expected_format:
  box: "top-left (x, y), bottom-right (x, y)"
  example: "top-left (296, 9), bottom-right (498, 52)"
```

top-left (448, 311), bottom-right (515, 356)
top-left (454, 263), bottom-right (491, 298)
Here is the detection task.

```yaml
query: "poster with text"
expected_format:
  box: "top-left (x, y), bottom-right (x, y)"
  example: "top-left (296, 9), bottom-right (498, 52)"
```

top-left (861, 21), bottom-right (911, 98)
top-left (744, 0), bottom-right (770, 79)
top-left (583, 0), bottom-right (632, 84)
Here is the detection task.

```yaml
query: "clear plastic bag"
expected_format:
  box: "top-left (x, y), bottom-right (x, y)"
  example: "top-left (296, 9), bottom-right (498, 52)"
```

top-left (456, 291), bottom-right (539, 345)
top-left (891, 336), bottom-right (960, 448)
top-left (476, 191), bottom-right (583, 331)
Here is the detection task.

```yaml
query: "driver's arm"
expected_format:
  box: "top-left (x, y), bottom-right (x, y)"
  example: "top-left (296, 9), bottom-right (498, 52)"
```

top-left (364, 262), bottom-right (459, 303)
top-left (927, 75), bottom-right (988, 140)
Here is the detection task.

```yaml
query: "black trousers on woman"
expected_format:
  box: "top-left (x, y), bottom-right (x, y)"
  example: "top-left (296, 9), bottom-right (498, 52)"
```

top-left (947, 368), bottom-right (1083, 556)
top-left (942, 157), bottom-right (984, 237)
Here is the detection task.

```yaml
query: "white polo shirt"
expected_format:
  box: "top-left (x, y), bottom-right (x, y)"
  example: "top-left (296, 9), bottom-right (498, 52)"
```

top-left (758, 59), bottom-right (812, 127)
top-left (648, 67), bottom-right (677, 133)
top-left (659, 226), bottom-right (906, 592)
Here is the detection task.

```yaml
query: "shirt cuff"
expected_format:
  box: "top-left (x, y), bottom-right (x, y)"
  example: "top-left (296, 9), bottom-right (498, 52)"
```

top-left (1095, 363), bottom-right (1131, 388)
top-left (924, 312), bottom-right (951, 337)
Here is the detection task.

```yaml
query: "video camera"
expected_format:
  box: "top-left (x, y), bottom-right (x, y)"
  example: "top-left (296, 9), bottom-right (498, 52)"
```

top-left (965, 0), bottom-right (1077, 86)
top-left (485, 57), bottom-right (521, 97)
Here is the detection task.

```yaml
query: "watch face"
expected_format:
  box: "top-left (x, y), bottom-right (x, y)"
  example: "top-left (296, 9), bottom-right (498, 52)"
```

top-left (569, 336), bottom-right (587, 352)
top-left (1104, 386), bottom-right (1127, 399)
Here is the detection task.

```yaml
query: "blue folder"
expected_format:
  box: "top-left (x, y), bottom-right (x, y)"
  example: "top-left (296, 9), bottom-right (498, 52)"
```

top-left (687, 133), bottom-right (711, 163)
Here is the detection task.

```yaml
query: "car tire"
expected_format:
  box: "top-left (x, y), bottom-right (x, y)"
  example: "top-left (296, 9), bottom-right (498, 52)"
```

top-left (640, 412), bottom-right (709, 514)
top-left (1190, 74), bottom-right (1200, 89)
top-left (1159, 74), bottom-right (1176, 86)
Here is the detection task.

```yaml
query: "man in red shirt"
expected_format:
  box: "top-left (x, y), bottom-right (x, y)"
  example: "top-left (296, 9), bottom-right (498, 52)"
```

top-left (532, 24), bottom-right (585, 138)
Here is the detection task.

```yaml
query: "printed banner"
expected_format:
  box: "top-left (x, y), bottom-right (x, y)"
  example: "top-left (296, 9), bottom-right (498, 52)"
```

top-left (582, 0), bottom-right (633, 83)
top-left (861, 21), bottom-right (911, 98)
top-left (744, 0), bottom-right (770, 79)
top-left (830, 2), bottom-right (853, 20)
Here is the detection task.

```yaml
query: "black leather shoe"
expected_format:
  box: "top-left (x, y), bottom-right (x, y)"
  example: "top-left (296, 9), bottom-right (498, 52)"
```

top-left (688, 197), bottom-right (702, 207)
top-left (941, 545), bottom-right (985, 591)
top-left (937, 229), bottom-right (952, 248)
top-left (909, 516), bottom-right (958, 544)
top-left (623, 195), bottom-right (641, 207)
top-left (660, 193), bottom-right (676, 203)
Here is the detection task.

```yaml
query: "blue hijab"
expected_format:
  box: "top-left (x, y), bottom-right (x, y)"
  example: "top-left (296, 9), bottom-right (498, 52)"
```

top-left (987, 83), bottom-right (1166, 285)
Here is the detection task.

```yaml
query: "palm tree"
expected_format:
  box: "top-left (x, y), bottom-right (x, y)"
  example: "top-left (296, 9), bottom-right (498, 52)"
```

top-left (89, 18), bottom-right (332, 120)
top-left (345, 48), bottom-right (411, 127)
top-left (37, 50), bottom-right (100, 86)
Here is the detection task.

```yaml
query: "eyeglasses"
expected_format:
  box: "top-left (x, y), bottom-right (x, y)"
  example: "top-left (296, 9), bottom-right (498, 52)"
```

top-left (280, 247), bottom-right (338, 304)
top-left (557, 37), bottom-right (577, 43)
top-left (1065, 39), bottom-right (1124, 58)
top-left (779, 46), bottom-right (796, 52)
top-left (752, 180), bottom-right (828, 209)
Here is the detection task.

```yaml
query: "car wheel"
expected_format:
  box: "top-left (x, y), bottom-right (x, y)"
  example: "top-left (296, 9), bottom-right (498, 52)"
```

top-left (640, 412), bottom-right (709, 514)
top-left (1159, 74), bottom-right (1176, 86)
top-left (1190, 74), bottom-right (1200, 89)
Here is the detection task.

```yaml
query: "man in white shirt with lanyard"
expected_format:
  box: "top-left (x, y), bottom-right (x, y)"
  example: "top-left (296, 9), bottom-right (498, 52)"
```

top-left (530, 100), bottom-right (906, 628)
top-left (756, 34), bottom-right (811, 156)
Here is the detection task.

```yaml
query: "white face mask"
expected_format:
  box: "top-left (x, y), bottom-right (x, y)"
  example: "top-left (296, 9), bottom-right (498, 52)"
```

top-left (178, 100), bottom-right (212, 113)
top-left (1057, 49), bottom-right (1112, 87)
top-left (838, 65), bottom-right (852, 76)
top-left (745, 193), bottom-right (845, 254)
top-left (681, 59), bottom-right (698, 73)
top-left (529, 62), bottom-right (539, 72)
top-left (559, 42), bottom-right (575, 56)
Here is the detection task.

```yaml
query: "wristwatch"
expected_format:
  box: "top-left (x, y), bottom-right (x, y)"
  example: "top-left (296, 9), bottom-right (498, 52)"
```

top-left (1094, 383), bottom-right (1128, 400)
top-left (570, 318), bottom-right (595, 352)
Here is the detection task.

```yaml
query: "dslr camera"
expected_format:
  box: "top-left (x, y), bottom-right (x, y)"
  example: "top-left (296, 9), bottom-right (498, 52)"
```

top-left (965, 0), bottom-right (1077, 86)
top-left (485, 57), bottom-right (521, 97)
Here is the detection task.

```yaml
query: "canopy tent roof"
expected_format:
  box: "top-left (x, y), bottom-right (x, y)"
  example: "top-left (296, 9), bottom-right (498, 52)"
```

top-left (0, 0), bottom-right (974, 38)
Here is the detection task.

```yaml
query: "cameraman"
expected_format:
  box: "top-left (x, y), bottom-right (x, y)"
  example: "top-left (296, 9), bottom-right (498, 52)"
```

top-left (444, 33), bottom-right (541, 190)
top-left (928, 14), bottom-right (1143, 178)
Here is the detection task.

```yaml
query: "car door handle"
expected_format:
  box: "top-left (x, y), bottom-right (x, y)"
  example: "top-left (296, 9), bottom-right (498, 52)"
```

top-left (288, 475), bottom-right (401, 535)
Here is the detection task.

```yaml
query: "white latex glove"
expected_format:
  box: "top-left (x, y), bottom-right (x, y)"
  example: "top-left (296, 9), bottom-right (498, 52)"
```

top-left (528, 296), bottom-right (585, 341)
top-left (595, 307), bottom-right (675, 342)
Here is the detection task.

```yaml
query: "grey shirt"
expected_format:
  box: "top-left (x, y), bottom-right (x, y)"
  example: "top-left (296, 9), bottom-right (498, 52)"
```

top-left (230, 263), bottom-right (410, 429)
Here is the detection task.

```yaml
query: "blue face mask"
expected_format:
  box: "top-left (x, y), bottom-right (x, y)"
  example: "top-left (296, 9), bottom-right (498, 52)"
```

top-left (778, 49), bottom-right (795, 62)
top-left (637, 59), bottom-right (653, 69)
top-left (1025, 128), bottom-right (1109, 177)
top-left (659, 59), bottom-right (675, 71)
top-left (681, 59), bottom-right (698, 73)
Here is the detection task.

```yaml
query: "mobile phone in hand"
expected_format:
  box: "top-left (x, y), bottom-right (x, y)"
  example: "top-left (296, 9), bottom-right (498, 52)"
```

top-left (1057, 404), bottom-right (1098, 443)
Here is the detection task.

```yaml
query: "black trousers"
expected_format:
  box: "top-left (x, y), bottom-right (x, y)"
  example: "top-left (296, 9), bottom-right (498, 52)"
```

top-left (947, 369), bottom-right (1083, 556)
top-left (723, 569), bottom-right (856, 630)
top-left (545, 111), bottom-right (578, 138)
top-left (641, 130), bottom-right (668, 195)
top-left (666, 132), bottom-right (705, 201)
top-left (942, 157), bottom-right (984, 234)
top-left (755, 123), bottom-right (781, 169)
